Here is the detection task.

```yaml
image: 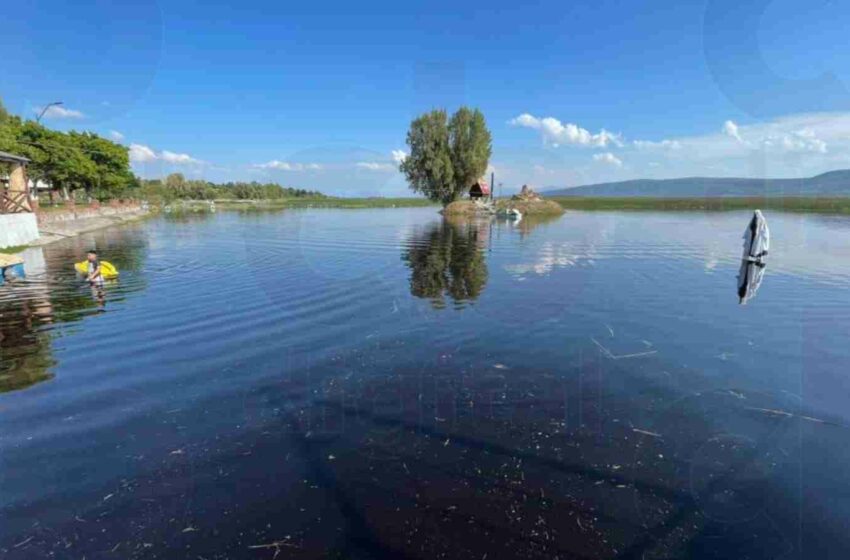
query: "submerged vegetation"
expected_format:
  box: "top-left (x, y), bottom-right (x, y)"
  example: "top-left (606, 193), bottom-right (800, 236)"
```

top-left (552, 196), bottom-right (850, 214)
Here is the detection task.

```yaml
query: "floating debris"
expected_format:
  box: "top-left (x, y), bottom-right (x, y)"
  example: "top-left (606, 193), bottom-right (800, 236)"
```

top-left (591, 338), bottom-right (658, 360)
top-left (746, 407), bottom-right (837, 425)
top-left (12, 536), bottom-right (33, 549)
top-left (632, 428), bottom-right (662, 438)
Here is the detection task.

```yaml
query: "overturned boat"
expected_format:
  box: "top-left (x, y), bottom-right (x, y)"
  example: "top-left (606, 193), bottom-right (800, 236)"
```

top-left (737, 210), bottom-right (769, 304)
top-left (742, 209), bottom-right (769, 263)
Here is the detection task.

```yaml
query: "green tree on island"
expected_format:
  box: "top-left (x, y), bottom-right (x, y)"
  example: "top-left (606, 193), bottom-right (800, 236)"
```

top-left (400, 107), bottom-right (492, 206)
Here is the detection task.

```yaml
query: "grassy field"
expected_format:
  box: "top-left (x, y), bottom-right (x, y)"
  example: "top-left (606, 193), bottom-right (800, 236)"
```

top-left (551, 196), bottom-right (850, 214)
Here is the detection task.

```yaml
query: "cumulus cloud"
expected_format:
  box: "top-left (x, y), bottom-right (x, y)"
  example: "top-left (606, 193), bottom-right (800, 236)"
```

top-left (255, 160), bottom-right (322, 171)
top-left (161, 151), bottom-right (201, 164)
top-left (36, 105), bottom-right (85, 119)
top-left (129, 144), bottom-right (202, 165)
top-left (509, 113), bottom-right (622, 148)
top-left (391, 150), bottom-right (408, 164)
top-left (508, 111), bottom-right (850, 185)
top-left (593, 152), bottom-right (623, 167)
top-left (109, 130), bottom-right (125, 141)
top-left (762, 128), bottom-right (827, 154)
top-left (129, 144), bottom-right (157, 163)
top-left (723, 120), bottom-right (743, 142)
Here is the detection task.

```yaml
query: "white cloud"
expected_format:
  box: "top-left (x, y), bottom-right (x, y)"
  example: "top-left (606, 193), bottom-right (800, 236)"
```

top-left (109, 130), bottom-right (125, 141)
top-left (37, 105), bottom-right (85, 119)
top-left (633, 139), bottom-right (682, 150)
top-left (356, 162), bottom-right (396, 171)
top-left (129, 144), bottom-right (157, 163)
top-left (129, 144), bottom-right (202, 165)
top-left (355, 150), bottom-right (408, 172)
top-left (255, 160), bottom-right (322, 171)
top-left (161, 150), bottom-right (201, 164)
top-left (723, 120), bottom-right (743, 142)
top-left (763, 128), bottom-right (827, 154)
top-left (593, 152), bottom-right (623, 167)
top-left (509, 113), bottom-right (623, 148)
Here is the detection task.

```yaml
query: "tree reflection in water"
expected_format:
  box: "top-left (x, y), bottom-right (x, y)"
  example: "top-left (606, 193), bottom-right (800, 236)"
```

top-left (0, 229), bottom-right (149, 394)
top-left (402, 217), bottom-right (489, 308)
top-left (0, 286), bottom-right (56, 393)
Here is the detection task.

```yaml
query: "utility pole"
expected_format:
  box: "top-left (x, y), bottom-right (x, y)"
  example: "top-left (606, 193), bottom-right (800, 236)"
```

top-left (36, 101), bottom-right (64, 123)
top-left (490, 171), bottom-right (495, 202)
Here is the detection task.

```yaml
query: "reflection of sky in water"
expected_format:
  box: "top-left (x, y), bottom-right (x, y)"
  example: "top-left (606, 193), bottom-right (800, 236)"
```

top-left (501, 211), bottom-right (850, 286)
top-left (504, 240), bottom-right (597, 276)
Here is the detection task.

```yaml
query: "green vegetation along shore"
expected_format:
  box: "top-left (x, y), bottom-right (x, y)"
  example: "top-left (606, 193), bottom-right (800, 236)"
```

top-left (552, 196), bottom-right (850, 214)
top-left (184, 197), bottom-right (438, 209)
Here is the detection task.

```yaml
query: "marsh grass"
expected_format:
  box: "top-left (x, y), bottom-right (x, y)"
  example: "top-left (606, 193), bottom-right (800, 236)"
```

top-left (206, 197), bottom-right (438, 209)
top-left (552, 196), bottom-right (850, 214)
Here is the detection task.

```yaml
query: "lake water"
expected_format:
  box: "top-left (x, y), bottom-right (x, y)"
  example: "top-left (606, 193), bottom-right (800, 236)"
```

top-left (1, 208), bottom-right (849, 558)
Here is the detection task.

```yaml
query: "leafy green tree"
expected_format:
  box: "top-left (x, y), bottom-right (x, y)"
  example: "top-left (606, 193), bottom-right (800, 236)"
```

top-left (19, 123), bottom-right (97, 200)
top-left (0, 98), bottom-right (10, 127)
top-left (69, 132), bottom-right (133, 200)
top-left (400, 109), bottom-right (456, 205)
top-left (449, 107), bottom-right (492, 195)
top-left (165, 172), bottom-right (187, 190)
top-left (401, 107), bottom-right (492, 206)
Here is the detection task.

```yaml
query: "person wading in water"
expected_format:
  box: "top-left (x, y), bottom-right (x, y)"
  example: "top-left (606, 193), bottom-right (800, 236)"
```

top-left (86, 250), bottom-right (104, 286)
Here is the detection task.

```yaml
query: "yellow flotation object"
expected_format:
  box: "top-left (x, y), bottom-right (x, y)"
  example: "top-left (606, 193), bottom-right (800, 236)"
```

top-left (74, 260), bottom-right (119, 279)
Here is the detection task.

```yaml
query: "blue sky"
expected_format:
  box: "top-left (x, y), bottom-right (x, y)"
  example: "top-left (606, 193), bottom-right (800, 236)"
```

top-left (2, 0), bottom-right (850, 195)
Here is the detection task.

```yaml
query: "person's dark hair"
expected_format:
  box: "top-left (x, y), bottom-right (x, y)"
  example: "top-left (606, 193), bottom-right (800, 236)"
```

top-left (88, 250), bottom-right (97, 255)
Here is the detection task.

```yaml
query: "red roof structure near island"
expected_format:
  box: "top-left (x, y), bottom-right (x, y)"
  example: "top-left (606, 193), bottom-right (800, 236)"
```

top-left (469, 179), bottom-right (490, 198)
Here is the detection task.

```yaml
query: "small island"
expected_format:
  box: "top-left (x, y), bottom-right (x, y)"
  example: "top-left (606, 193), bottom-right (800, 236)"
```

top-left (443, 184), bottom-right (564, 216)
top-left (398, 107), bottom-right (564, 217)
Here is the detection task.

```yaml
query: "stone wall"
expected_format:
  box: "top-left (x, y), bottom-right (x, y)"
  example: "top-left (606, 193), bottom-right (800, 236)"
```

top-left (37, 201), bottom-right (144, 225)
top-left (0, 213), bottom-right (40, 248)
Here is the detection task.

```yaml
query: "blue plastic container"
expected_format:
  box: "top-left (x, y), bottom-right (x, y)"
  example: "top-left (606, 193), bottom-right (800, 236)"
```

top-left (0, 263), bottom-right (25, 285)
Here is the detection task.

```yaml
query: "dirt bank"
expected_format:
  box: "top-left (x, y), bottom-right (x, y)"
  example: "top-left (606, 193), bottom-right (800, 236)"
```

top-left (443, 199), bottom-right (564, 216)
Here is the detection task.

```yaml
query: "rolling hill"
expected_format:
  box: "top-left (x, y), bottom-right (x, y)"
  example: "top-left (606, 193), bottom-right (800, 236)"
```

top-left (545, 170), bottom-right (850, 198)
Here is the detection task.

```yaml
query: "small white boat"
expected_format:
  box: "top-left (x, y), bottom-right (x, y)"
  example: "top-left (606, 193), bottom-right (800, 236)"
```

top-left (498, 207), bottom-right (522, 220)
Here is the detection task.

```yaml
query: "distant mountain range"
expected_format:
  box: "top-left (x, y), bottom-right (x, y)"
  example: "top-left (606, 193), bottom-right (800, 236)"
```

top-left (544, 170), bottom-right (850, 198)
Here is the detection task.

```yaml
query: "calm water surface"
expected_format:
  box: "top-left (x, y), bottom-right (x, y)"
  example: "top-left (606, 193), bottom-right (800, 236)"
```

top-left (1, 208), bottom-right (849, 559)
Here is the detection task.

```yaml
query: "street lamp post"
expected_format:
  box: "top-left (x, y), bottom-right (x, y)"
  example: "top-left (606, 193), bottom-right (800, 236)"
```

top-left (36, 101), bottom-right (64, 123)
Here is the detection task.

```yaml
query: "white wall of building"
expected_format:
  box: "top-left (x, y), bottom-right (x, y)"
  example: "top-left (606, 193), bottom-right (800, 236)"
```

top-left (0, 214), bottom-right (40, 248)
